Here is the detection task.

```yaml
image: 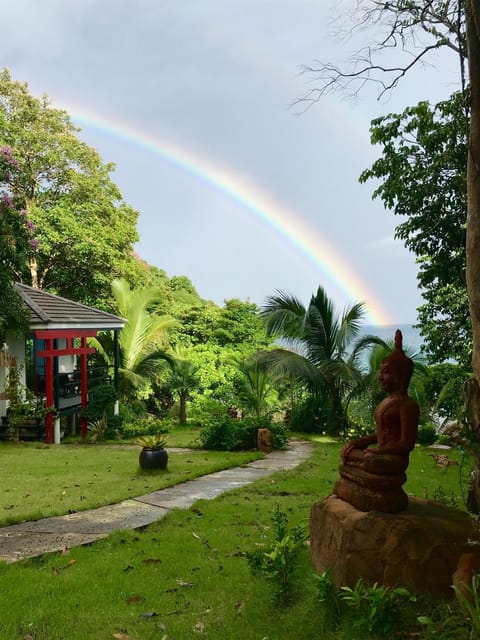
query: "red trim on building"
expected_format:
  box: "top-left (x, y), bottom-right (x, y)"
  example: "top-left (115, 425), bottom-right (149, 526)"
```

top-left (35, 329), bottom-right (98, 339)
top-left (33, 330), bottom-right (97, 444)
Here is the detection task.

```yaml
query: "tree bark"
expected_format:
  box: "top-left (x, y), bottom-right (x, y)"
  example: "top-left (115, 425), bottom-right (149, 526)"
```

top-left (465, 1), bottom-right (480, 511)
top-left (179, 391), bottom-right (187, 425)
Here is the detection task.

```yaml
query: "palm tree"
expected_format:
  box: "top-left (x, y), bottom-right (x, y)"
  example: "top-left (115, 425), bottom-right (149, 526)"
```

top-left (162, 351), bottom-right (200, 425)
top-left (227, 354), bottom-right (275, 417)
top-left (353, 340), bottom-right (428, 425)
top-left (92, 278), bottom-right (177, 398)
top-left (261, 285), bottom-right (385, 434)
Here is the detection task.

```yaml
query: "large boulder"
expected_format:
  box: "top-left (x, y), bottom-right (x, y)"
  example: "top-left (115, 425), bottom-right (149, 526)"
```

top-left (310, 495), bottom-right (480, 596)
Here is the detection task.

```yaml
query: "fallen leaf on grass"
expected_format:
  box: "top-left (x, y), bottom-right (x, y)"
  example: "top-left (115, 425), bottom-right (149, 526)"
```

top-left (176, 579), bottom-right (194, 587)
top-left (142, 558), bottom-right (162, 565)
top-left (126, 595), bottom-right (145, 605)
top-left (193, 621), bottom-right (205, 633)
top-left (112, 633), bottom-right (135, 640)
top-left (52, 559), bottom-right (76, 575)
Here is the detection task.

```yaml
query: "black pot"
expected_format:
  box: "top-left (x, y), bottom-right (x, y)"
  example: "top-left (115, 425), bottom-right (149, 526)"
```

top-left (139, 447), bottom-right (168, 470)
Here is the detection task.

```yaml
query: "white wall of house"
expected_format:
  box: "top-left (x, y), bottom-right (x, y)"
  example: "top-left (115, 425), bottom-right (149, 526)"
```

top-left (0, 331), bottom-right (26, 418)
top-left (56, 338), bottom-right (76, 373)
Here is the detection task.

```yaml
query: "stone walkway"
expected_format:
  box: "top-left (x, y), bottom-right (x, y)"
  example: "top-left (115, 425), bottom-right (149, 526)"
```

top-left (0, 439), bottom-right (314, 563)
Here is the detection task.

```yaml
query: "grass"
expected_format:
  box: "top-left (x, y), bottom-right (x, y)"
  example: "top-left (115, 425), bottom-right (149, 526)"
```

top-left (0, 442), bottom-right (262, 526)
top-left (0, 438), bottom-right (475, 639)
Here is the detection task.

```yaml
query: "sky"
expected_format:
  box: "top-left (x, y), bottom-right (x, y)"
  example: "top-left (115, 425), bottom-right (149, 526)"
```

top-left (1, 0), bottom-right (462, 326)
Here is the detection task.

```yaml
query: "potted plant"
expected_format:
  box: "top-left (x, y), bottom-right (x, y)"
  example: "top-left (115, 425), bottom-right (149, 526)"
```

top-left (135, 433), bottom-right (169, 470)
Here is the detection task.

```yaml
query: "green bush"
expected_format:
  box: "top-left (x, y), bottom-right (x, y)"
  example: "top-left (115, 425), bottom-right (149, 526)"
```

top-left (417, 423), bottom-right (438, 445)
top-left (121, 415), bottom-right (170, 439)
top-left (289, 396), bottom-right (324, 433)
top-left (199, 415), bottom-right (288, 451)
top-left (199, 417), bottom-right (239, 450)
top-left (343, 418), bottom-right (374, 441)
top-left (82, 384), bottom-right (122, 439)
top-left (188, 396), bottom-right (230, 426)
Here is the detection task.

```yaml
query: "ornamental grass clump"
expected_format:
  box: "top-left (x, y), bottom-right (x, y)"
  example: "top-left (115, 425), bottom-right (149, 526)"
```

top-left (135, 433), bottom-right (169, 449)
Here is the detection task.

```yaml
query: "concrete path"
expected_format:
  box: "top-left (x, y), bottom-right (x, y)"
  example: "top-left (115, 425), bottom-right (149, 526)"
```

top-left (0, 439), bottom-right (314, 563)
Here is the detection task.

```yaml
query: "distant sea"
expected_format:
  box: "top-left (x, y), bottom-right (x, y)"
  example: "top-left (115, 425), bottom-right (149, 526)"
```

top-left (361, 324), bottom-right (423, 355)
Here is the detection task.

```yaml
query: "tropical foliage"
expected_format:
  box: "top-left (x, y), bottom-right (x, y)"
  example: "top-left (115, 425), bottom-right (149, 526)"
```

top-left (261, 285), bottom-right (385, 434)
top-left (91, 278), bottom-right (176, 398)
top-left (227, 354), bottom-right (277, 418)
top-left (160, 350), bottom-right (200, 425)
top-left (360, 92), bottom-right (469, 365)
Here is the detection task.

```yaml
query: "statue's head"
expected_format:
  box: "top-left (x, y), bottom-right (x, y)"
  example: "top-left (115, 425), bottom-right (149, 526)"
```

top-left (379, 329), bottom-right (414, 393)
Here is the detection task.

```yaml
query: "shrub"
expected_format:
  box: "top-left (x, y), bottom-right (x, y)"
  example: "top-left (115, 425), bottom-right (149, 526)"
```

top-left (339, 579), bottom-right (416, 637)
top-left (417, 423), bottom-right (438, 445)
top-left (121, 415), bottom-right (170, 439)
top-left (246, 505), bottom-right (307, 606)
top-left (188, 396), bottom-right (230, 426)
top-left (199, 415), bottom-right (289, 451)
top-left (199, 417), bottom-right (239, 450)
top-left (289, 396), bottom-right (324, 433)
top-left (83, 385), bottom-right (118, 421)
top-left (342, 418), bottom-right (373, 441)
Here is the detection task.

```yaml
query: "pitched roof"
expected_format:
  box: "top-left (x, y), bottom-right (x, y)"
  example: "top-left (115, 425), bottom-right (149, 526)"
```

top-left (15, 283), bottom-right (126, 331)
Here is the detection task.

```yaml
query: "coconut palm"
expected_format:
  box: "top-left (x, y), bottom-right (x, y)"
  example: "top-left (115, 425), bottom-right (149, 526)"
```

top-left (353, 340), bottom-right (428, 426)
top-left (261, 285), bottom-right (386, 434)
top-left (227, 354), bottom-right (275, 417)
top-left (92, 278), bottom-right (177, 398)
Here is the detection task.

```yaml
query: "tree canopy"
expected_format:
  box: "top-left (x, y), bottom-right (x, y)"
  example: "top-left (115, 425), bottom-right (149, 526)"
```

top-left (360, 92), bottom-right (470, 365)
top-left (0, 68), bottom-right (144, 308)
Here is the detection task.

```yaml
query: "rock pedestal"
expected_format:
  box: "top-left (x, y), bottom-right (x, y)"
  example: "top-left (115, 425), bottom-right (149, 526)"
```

top-left (257, 428), bottom-right (272, 453)
top-left (310, 495), bottom-right (480, 596)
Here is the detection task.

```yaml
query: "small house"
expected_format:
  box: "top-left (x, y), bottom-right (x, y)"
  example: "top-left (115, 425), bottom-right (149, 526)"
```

top-left (0, 284), bottom-right (125, 443)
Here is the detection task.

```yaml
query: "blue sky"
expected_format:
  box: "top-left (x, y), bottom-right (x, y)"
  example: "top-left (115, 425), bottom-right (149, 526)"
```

top-left (2, 0), bottom-right (461, 324)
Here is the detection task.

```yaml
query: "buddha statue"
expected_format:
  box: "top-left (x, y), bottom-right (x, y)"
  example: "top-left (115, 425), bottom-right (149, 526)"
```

top-left (333, 329), bottom-right (420, 513)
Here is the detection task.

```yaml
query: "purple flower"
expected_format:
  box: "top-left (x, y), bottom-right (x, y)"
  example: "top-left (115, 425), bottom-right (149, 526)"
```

top-left (26, 219), bottom-right (36, 231)
top-left (0, 146), bottom-right (19, 166)
top-left (29, 238), bottom-right (40, 250)
top-left (1, 192), bottom-right (13, 208)
top-left (20, 209), bottom-right (27, 217)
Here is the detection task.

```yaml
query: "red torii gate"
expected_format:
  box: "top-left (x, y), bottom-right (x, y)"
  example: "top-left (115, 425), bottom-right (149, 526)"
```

top-left (35, 329), bottom-right (97, 444)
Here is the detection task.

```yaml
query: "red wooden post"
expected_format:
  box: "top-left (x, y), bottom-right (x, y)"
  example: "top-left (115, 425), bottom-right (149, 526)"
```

top-left (80, 337), bottom-right (88, 438)
top-left (44, 337), bottom-right (54, 444)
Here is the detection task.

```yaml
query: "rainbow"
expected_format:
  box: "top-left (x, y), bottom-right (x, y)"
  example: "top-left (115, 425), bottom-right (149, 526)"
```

top-left (52, 100), bottom-right (393, 326)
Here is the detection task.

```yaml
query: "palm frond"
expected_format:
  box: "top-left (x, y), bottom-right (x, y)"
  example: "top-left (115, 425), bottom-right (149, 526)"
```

top-left (258, 348), bottom-right (322, 389)
top-left (261, 290), bottom-right (307, 338)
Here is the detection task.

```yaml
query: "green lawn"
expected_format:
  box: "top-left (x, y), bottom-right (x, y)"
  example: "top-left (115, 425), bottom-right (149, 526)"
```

top-left (0, 441), bottom-right (262, 526)
top-left (0, 439), bottom-right (474, 640)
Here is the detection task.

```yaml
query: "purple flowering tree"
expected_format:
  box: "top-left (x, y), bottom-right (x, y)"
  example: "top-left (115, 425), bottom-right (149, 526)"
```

top-left (0, 69), bottom-right (142, 309)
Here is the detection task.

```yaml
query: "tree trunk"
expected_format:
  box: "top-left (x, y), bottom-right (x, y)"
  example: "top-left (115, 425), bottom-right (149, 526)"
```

top-left (179, 392), bottom-right (187, 425)
top-left (29, 256), bottom-right (39, 289)
top-left (465, 2), bottom-right (480, 511)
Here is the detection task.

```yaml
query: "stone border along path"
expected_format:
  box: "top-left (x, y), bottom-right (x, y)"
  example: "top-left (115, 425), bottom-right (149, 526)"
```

top-left (0, 438), bottom-right (314, 563)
